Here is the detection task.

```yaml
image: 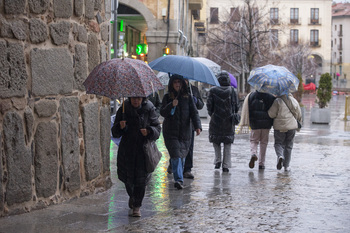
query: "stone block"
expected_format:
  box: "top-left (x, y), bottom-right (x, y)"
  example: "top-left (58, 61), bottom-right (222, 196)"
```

top-left (24, 107), bottom-right (34, 141)
top-left (0, 20), bottom-right (14, 38)
top-left (3, 112), bottom-right (32, 206)
top-left (101, 23), bottom-right (109, 42)
top-left (53, 0), bottom-right (72, 18)
top-left (88, 34), bottom-right (100, 73)
top-left (34, 121), bottom-right (58, 198)
top-left (30, 18), bottom-right (47, 44)
top-left (34, 99), bottom-right (57, 117)
top-left (82, 102), bottom-right (101, 181)
top-left (0, 133), bottom-right (3, 212)
top-left (49, 21), bottom-right (70, 45)
top-left (74, 44), bottom-right (88, 91)
top-left (74, 0), bottom-right (84, 17)
top-left (4, 0), bottom-right (25, 14)
top-left (73, 24), bottom-right (88, 43)
top-left (100, 106), bottom-right (110, 173)
top-left (31, 48), bottom-right (73, 96)
top-left (85, 0), bottom-right (95, 19)
top-left (11, 19), bottom-right (28, 41)
top-left (29, 0), bottom-right (49, 14)
top-left (0, 42), bottom-right (27, 98)
top-left (59, 97), bottom-right (81, 192)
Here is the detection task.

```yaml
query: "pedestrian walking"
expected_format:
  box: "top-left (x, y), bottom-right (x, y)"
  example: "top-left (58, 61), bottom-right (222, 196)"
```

top-left (166, 79), bottom-right (204, 179)
top-left (111, 97), bottom-right (161, 217)
top-left (268, 93), bottom-right (302, 171)
top-left (147, 91), bottom-right (161, 116)
top-left (241, 91), bottom-right (276, 170)
top-left (207, 71), bottom-right (239, 172)
top-left (160, 74), bottom-right (202, 189)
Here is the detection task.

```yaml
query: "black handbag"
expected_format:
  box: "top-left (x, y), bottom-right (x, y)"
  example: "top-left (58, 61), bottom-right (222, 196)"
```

top-left (233, 113), bottom-right (241, 125)
top-left (143, 140), bottom-right (162, 173)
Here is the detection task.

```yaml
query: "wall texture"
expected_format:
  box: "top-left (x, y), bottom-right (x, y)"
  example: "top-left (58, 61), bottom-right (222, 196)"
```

top-left (0, 0), bottom-right (112, 216)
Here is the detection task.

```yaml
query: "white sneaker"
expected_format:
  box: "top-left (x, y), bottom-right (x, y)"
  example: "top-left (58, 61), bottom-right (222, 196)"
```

top-left (284, 167), bottom-right (291, 172)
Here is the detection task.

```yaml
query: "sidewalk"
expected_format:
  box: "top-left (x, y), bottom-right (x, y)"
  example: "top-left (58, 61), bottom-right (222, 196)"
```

top-left (0, 94), bottom-right (349, 233)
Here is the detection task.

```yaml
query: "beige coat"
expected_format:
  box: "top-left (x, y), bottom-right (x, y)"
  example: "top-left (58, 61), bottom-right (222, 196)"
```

top-left (268, 94), bottom-right (302, 132)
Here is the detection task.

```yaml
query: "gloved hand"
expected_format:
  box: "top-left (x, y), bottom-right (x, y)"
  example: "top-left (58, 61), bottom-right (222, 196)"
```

top-left (193, 96), bottom-right (198, 104)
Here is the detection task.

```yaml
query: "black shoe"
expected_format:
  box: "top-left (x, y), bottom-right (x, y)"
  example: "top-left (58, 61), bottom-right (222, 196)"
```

top-left (174, 182), bottom-right (184, 190)
top-left (249, 154), bottom-right (258, 169)
top-left (222, 168), bottom-right (229, 172)
top-left (167, 165), bottom-right (172, 174)
top-left (277, 157), bottom-right (283, 170)
top-left (183, 171), bottom-right (194, 179)
top-left (215, 162), bottom-right (221, 169)
top-left (259, 165), bottom-right (265, 170)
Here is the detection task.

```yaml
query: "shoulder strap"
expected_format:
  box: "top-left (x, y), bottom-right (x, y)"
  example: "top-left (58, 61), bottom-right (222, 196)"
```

top-left (281, 98), bottom-right (297, 120)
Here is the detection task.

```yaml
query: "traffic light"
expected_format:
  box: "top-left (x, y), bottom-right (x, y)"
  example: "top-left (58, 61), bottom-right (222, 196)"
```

top-left (163, 46), bottom-right (170, 56)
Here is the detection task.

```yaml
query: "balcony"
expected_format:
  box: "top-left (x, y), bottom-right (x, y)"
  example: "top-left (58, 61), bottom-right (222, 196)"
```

top-left (310, 40), bottom-right (321, 47)
top-left (338, 31), bottom-right (343, 37)
top-left (191, 10), bottom-right (200, 20)
top-left (309, 18), bottom-right (322, 25)
top-left (194, 22), bottom-right (205, 28)
top-left (189, 0), bottom-right (202, 10)
top-left (270, 18), bottom-right (279, 25)
top-left (289, 17), bottom-right (301, 25)
top-left (338, 44), bottom-right (343, 50)
top-left (338, 57), bottom-right (342, 64)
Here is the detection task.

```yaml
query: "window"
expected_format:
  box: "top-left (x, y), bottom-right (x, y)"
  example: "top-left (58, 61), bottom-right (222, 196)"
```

top-left (290, 29), bottom-right (298, 44)
top-left (311, 8), bottom-right (319, 24)
top-left (230, 7), bottom-right (240, 22)
top-left (290, 8), bottom-right (299, 24)
top-left (270, 8), bottom-right (279, 24)
top-left (335, 25), bottom-right (337, 31)
top-left (310, 30), bottom-right (319, 46)
top-left (210, 7), bottom-right (219, 24)
top-left (339, 38), bottom-right (343, 50)
top-left (339, 24), bottom-right (343, 36)
top-left (270, 29), bottom-right (278, 45)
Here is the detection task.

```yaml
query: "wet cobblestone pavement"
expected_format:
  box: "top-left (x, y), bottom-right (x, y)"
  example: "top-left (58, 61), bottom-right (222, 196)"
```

top-left (0, 94), bottom-right (350, 233)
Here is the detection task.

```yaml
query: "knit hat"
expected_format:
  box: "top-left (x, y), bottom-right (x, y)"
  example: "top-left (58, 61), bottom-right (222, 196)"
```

top-left (218, 71), bottom-right (230, 86)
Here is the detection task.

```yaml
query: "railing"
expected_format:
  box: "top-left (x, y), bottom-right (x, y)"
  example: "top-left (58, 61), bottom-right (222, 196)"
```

top-left (338, 44), bottom-right (343, 50)
top-left (338, 30), bottom-right (343, 37)
top-left (270, 18), bottom-right (279, 25)
top-left (289, 17), bottom-right (301, 25)
top-left (310, 39), bottom-right (321, 47)
top-left (344, 96), bottom-right (350, 121)
top-left (309, 17), bottom-right (322, 25)
top-left (338, 57), bottom-right (342, 64)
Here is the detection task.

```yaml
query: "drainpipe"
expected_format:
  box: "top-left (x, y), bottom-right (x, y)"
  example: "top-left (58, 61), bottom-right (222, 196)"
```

top-left (113, 0), bottom-right (119, 59)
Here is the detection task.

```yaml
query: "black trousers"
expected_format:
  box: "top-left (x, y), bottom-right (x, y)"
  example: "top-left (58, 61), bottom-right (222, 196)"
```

top-left (125, 183), bottom-right (146, 208)
top-left (184, 130), bottom-right (195, 173)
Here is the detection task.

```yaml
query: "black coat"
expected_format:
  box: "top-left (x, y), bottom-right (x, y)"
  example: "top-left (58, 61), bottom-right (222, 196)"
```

top-left (188, 85), bottom-right (204, 110)
top-left (160, 93), bottom-right (202, 159)
top-left (207, 86), bottom-right (238, 144)
top-left (111, 99), bottom-right (161, 186)
top-left (248, 91), bottom-right (275, 130)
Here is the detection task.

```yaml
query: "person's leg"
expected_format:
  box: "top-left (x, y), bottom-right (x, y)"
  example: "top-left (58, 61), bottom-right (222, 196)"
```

top-left (167, 159), bottom-right (172, 174)
top-left (283, 130), bottom-right (296, 168)
top-left (132, 185), bottom-right (146, 208)
top-left (259, 129), bottom-right (270, 167)
top-left (274, 130), bottom-right (286, 170)
top-left (213, 142), bottom-right (222, 168)
top-left (184, 131), bottom-right (194, 178)
top-left (222, 143), bottom-right (232, 172)
top-left (249, 130), bottom-right (259, 168)
top-left (171, 157), bottom-right (185, 189)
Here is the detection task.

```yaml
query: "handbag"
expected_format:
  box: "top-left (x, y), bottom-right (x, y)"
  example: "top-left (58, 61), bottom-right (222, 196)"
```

top-left (143, 139), bottom-right (162, 173)
top-left (281, 98), bottom-right (302, 129)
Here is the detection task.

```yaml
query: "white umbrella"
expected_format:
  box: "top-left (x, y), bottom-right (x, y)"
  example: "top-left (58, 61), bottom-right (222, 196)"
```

top-left (193, 57), bottom-right (221, 77)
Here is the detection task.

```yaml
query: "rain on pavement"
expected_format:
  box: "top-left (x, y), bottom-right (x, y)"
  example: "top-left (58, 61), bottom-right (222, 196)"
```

top-left (0, 94), bottom-right (349, 233)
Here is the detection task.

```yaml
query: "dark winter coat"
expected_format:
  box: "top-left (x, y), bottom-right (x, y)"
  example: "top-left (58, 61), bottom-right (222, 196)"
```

top-left (248, 91), bottom-right (276, 130)
top-left (188, 84), bottom-right (204, 110)
top-left (160, 77), bottom-right (202, 159)
top-left (207, 85), bottom-right (238, 144)
top-left (147, 92), bottom-right (161, 116)
top-left (111, 99), bottom-right (161, 186)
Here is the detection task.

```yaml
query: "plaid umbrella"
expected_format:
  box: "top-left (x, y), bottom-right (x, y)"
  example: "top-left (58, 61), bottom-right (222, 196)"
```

top-left (248, 65), bottom-right (299, 96)
top-left (83, 58), bottom-right (164, 99)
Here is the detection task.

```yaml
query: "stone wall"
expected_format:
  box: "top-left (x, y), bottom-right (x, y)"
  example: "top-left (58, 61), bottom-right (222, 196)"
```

top-left (0, 0), bottom-right (112, 216)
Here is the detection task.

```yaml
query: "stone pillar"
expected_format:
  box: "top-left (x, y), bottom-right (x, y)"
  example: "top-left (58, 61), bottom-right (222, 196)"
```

top-left (0, 0), bottom-right (112, 216)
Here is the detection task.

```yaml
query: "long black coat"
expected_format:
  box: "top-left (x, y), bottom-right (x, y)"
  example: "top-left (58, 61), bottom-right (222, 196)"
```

top-left (248, 91), bottom-right (275, 130)
top-left (111, 99), bottom-right (161, 186)
top-left (160, 93), bottom-right (202, 159)
top-left (207, 86), bottom-right (238, 144)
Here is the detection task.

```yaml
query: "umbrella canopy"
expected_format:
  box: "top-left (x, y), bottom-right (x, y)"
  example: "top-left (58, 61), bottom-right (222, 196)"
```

top-left (248, 65), bottom-right (299, 96)
top-left (193, 57), bottom-right (221, 77)
top-left (228, 72), bottom-right (237, 88)
top-left (149, 55), bottom-right (220, 86)
top-left (83, 58), bottom-right (164, 99)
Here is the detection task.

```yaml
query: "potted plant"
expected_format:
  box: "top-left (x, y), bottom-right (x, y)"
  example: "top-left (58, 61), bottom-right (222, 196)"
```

top-left (310, 73), bottom-right (333, 124)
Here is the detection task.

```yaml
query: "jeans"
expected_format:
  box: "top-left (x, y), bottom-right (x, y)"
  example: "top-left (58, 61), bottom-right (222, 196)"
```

top-left (213, 142), bottom-right (232, 168)
top-left (171, 157), bottom-right (185, 183)
top-left (274, 129), bottom-right (296, 168)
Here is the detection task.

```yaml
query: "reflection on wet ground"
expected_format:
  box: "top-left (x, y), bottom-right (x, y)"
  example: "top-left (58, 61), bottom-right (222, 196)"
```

top-left (0, 94), bottom-right (349, 232)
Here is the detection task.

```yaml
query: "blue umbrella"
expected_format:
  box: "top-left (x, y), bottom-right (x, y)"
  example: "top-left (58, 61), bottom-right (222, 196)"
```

top-left (248, 65), bottom-right (299, 96)
top-left (149, 55), bottom-right (220, 86)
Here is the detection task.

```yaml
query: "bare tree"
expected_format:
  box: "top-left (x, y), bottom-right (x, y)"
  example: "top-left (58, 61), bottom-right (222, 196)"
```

top-left (206, 0), bottom-right (278, 93)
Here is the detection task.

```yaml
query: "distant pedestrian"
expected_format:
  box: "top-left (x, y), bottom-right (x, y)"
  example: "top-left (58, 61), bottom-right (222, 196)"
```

top-left (160, 74), bottom-right (202, 189)
top-left (268, 93), bottom-right (302, 171)
top-left (147, 91), bottom-right (161, 116)
top-left (111, 97), bottom-right (161, 217)
top-left (241, 91), bottom-right (275, 170)
top-left (207, 71), bottom-right (239, 172)
top-left (167, 79), bottom-right (204, 179)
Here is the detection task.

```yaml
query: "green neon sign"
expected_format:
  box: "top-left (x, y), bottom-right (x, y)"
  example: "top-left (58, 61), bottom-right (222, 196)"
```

top-left (136, 44), bottom-right (148, 55)
top-left (119, 20), bottom-right (124, 32)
